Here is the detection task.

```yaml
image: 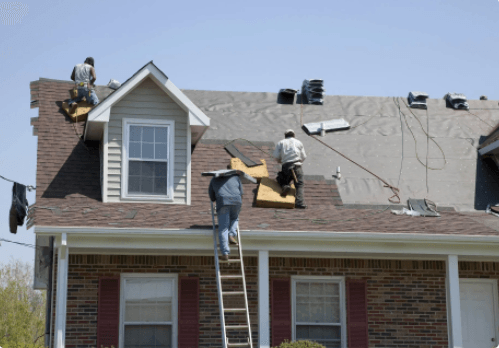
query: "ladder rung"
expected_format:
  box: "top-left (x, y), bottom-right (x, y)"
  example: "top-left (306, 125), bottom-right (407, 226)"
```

top-left (219, 259), bottom-right (241, 263)
top-left (222, 291), bottom-right (245, 296)
top-left (224, 308), bottom-right (246, 312)
top-left (228, 343), bottom-right (251, 347)
top-left (225, 325), bottom-right (249, 330)
top-left (220, 275), bottom-right (243, 279)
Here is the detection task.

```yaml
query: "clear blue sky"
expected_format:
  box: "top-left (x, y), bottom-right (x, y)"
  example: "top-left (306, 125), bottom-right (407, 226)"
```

top-left (1, 0), bottom-right (498, 265)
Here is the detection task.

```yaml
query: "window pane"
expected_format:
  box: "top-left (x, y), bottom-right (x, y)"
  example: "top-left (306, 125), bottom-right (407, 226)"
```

top-left (310, 283), bottom-right (324, 296)
top-left (154, 177), bottom-right (167, 195)
top-left (142, 143), bottom-right (154, 159)
top-left (141, 177), bottom-right (154, 194)
top-left (155, 163), bottom-right (167, 177)
top-left (129, 161), bottom-right (141, 176)
top-left (142, 162), bottom-right (154, 177)
top-left (296, 325), bottom-right (340, 340)
top-left (124, 325), bottom-right (171, 348)
top-left (143, 127), bottom-right (154, 143)
top-left (296, 282), bottom-right (309, 296)
top-left (130, 126), bottom-right (142, 142)
top-left (310, 303), bottom-right (323, 322)
top-left (296, 303), bottom-right (309, 322)
top-left (325, 283), bottom-right (339, 296)
top-left (128, 176), bottom-right (140, 193)
top-left (155, 127), bottom-right (168, 143)
top-left (129, 142), bottom-right (141, 158)
top-left (155, 143), bottom-right (168, 160)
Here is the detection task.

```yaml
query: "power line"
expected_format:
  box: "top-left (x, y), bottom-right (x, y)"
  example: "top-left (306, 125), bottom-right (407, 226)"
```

top-left (0, 237), bottom-right (38, 249)
top-left (0, 175), bottom-right (36, 191)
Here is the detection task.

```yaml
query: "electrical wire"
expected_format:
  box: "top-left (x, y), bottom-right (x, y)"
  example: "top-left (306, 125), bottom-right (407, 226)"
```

top-left (467, 110), bottom-right (494, 129)
top-left (393, 97), bottom-right (447, 171)
top-left (0, 238), bottom-right (38, 249)
top-left (0, 175), bottom-right (36, 191)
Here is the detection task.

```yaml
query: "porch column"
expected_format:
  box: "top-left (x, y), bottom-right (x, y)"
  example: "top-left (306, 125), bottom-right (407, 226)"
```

top-left (446, 254), bottom-right (463, 348)
top-left (258, 250), bottom-right (270, 348)
top-left (54, 233), bottom-right (69, 348)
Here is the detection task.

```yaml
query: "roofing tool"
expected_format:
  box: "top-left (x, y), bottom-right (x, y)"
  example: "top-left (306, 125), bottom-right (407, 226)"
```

top-left (202, 169), bottom-right (255, 348)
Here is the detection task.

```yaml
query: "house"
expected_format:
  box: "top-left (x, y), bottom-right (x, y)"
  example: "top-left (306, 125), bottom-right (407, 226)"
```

top-left (29, 61), bottom-right (499, 348)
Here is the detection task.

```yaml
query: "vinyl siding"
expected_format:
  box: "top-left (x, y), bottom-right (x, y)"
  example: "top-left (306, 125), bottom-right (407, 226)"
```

top-left (106, 77), bottom-right (188, 204)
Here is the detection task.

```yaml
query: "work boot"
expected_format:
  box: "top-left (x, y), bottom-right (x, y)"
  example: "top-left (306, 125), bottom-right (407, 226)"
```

top-left (295, 204), bottom-right (308, 209)
top-left (281, 185), bottom-right (291, 197)
top-left (220, 254), bottom-right (229, 261)
top-left (229, 236), bottom-right (238, 245)
top-left (69, 103), bottom-right (77, 114)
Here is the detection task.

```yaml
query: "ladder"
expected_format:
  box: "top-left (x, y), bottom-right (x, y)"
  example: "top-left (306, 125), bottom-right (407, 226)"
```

top-left (211, 201), bottom-right (253, 348)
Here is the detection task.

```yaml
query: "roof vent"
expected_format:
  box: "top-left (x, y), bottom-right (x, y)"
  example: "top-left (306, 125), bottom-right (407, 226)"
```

top-left (302, 79), bottom-right (325, 105)
top-left (445, 93), bottom-right (469, 110)
top-left (278, 88), bottom-right (298, 104)
top-left (408, 91), bottom-right (429, 109)
top-left (480, 95), bottom-right (488, 101)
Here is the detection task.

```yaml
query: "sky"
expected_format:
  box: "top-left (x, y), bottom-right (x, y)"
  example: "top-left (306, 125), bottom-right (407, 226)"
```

top-left (0, 0), bottom-right (498, 265)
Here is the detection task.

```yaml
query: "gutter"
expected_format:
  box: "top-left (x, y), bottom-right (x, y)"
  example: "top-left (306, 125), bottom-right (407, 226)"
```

top-left (34, 225), bottom-right (499, 244)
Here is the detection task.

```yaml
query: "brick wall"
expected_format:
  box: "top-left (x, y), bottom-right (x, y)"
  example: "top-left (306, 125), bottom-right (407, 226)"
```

top-left (52, 255), bottom-right (258, 348)
top-left (269, 258), bottom-right (449, 348)
top-left (50, 256), bottom-right (499, 348)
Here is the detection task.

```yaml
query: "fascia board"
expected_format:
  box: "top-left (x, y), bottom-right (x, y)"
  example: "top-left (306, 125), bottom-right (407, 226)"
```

top-left (34, 226), bottom-right (499, 244)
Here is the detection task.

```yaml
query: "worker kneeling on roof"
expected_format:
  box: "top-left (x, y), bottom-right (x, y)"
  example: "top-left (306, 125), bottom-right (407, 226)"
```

top-left (274, 129), bottom-right (307, 209)
top-left (209, 174), bottom-right (243, 261)
top-left (68, 57), bottom-right (99, 114)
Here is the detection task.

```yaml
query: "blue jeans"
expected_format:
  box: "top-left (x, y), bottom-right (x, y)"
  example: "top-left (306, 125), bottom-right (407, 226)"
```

top-left (218, 205), bottom-right (240, 255)
top-left (68, 87), bottom-right (99, 105)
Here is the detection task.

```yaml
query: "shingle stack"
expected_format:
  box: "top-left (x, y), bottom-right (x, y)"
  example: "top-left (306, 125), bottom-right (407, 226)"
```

top-left (445, 93), bottom-right (469, 110)
top-left (302, 79), bottom-right (325, 105)
top-left (408, 91), bottom-right (429, 109)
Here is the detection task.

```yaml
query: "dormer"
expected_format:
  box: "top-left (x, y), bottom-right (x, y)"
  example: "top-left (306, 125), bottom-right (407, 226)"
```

top-left (83, 62), bottom-right (210, 204)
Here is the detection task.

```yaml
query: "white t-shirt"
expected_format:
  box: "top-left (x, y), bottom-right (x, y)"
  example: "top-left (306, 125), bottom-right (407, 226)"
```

top-left (74, 63), bottom-right (93, 85)
top-left (273, 137), bottom-right (307, 166)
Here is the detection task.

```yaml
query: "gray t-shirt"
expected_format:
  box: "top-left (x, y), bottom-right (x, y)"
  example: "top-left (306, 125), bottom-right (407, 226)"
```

top-left (209, 175), bottom-right (243, 210)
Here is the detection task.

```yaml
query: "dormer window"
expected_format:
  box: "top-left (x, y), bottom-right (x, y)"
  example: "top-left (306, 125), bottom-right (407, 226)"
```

top-left (122, 118), bottom-right (175, 201)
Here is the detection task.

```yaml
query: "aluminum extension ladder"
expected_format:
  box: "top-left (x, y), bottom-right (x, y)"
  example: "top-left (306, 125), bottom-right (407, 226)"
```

top-left (211, 201), bottom-right (253, 348)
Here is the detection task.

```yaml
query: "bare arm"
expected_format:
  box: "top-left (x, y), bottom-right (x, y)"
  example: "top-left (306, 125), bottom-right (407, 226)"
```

top-left (89, 67), bottom-right (97, 87)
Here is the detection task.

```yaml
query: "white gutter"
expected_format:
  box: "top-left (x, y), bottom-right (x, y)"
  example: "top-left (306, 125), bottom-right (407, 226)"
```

top-left (34, 225), bottom-right (499, 244)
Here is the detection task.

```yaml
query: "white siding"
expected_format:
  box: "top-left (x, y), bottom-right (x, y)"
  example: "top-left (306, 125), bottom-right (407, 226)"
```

top-left (107, 78), bottom-right (188, 204)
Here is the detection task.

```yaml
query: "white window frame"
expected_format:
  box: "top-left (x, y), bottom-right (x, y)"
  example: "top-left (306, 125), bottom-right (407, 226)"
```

top-left (121, 118), bottom-right (175, 201)
top-left (291, 276), bottom-right (347, 348)
top-left (119, 273), bottom-right (178, 348)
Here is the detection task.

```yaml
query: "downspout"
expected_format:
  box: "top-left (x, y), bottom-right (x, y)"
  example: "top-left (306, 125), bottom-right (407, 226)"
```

top-left (45, 236), bottom-right (54, 348)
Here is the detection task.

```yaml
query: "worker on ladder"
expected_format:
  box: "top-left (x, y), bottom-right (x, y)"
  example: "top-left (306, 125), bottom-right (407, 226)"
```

top-left (68, 57), bottom-right (99, 114)
top-left (274, 129), bottom-right (308, 209)
top-left (209, 174), bottom-right (243, 261)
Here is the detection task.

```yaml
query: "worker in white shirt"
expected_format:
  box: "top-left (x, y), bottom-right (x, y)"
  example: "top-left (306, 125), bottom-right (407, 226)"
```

top-left (68, 57), bottom-right (99, 114)
top-left (273, 129), bottom-right (307, 209)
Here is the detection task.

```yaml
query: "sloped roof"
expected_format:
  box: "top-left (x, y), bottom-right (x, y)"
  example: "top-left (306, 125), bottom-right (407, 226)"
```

top-left (183, 90), bottom-right (499, 211)
top-left (29, 77), bottom-right (499, 236)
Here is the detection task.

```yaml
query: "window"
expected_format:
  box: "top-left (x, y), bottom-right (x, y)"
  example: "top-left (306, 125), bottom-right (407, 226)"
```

top-left (292, 277), bottom-right (346, 348)
top-left (122, 119), bottom-right (175, 200)
top-left (120, 274), bottom-right (178, 348)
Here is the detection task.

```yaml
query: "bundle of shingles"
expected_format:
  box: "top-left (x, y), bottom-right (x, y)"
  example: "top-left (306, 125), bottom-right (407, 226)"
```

top-left (302, 79), bottom-right (325, 105)
top-left (224, 143), bottom-right (296, 208)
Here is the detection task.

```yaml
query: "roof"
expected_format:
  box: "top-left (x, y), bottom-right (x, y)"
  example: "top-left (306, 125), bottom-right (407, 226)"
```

top-left (28, 75), bottom-right (499, 236)
top-left (182, 90), bottom-right (499, 211)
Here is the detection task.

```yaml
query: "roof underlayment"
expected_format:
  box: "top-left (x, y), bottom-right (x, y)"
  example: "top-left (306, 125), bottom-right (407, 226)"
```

top-left (183, 90), bottom-right (499, 211)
